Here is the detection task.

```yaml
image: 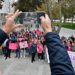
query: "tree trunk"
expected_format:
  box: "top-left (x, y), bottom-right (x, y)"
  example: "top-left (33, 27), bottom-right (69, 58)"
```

top-left (56, 1), bottom-right (63, 34)
top-left (45, 0), bottom-right (56, 32)
top-left (72, 15), bottom-right (73, 24)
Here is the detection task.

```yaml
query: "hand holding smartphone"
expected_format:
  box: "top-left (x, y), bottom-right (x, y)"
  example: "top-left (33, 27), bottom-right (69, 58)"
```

top-left (15, 12), bottom-right (45, 29)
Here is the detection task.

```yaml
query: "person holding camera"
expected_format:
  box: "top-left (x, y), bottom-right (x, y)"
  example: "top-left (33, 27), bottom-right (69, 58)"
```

top-left (0, 10), bottom-right (75, 75)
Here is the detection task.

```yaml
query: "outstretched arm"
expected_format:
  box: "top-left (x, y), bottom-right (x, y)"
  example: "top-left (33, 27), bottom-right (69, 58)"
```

top-left (40, 14), bottom-right (75, 75)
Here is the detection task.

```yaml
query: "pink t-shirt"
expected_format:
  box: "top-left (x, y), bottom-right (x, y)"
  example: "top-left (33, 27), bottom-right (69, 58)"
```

top-left (36, 30), bottom-right (41, 36)
top-left (37, 44), bottom-right (43, 53)
top-left (67, 46), bottom-right (72, 51)
top-left (18, 37), bottom-right (24, 42)
top-left (19, 41), bottom-right (28, 48)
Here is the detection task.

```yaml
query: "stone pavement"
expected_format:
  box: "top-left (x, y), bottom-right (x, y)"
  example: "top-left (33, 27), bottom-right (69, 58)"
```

top-left (0, 55), bottom-right (51, 75)
top-left (1, 54), bottom-right (75, 75)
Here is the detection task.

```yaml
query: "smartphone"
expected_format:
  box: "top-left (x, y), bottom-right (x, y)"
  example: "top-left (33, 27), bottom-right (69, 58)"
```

top-left (15, 12), bottom-right (45, 29)
top-left (15, 12), bottom-right (37, 24)
top-left (37, 12), bottom-right (45, 24)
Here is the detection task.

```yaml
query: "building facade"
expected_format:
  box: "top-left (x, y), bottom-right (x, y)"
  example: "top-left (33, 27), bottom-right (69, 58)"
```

top-left (0, 0), bottom-right (15, 28)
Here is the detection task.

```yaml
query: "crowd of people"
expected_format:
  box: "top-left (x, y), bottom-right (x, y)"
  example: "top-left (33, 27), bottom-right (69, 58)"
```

top-left (61, 36), bottom-right (75, 52)
top-left (2, 28), bottom-right (75, 63)
top-left (2, 29), bottom-right (50, 63)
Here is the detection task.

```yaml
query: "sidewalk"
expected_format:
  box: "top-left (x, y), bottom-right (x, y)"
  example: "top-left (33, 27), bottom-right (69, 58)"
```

top-left (0, 55), bottom-right (51, 75)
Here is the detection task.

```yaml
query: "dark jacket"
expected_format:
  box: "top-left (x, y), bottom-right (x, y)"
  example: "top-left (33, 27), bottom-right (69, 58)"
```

top-left (44, 32), bottom-right (75, 75)
top-left (0, 29), bottom-right (8, 46)
top-left (0, 29), bottom-right (75, 75)
top-left (30, 43), bottom-right (37, 53)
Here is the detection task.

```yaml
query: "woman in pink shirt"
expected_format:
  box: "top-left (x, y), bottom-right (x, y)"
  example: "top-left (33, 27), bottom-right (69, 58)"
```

top-left (67, 40), bottom-right (72, 51)
top-left (37, 40), bottom-right (44, 60)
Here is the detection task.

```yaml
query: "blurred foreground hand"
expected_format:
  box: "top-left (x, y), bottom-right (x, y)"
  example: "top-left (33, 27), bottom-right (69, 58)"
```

top-left (3, 10), bottom-right (23, 34)
top-left (40, 14), bottom-right (52, 34)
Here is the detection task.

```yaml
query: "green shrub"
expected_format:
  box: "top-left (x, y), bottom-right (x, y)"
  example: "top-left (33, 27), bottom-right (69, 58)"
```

top-left (53, 22), bottom-right (75, 30)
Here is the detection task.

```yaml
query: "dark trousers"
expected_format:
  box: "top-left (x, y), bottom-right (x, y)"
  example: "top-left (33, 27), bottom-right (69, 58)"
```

top-left (15, 47), bottom-right (20, 58)
top-left (8, 49), bottom-right (11, 58)
top-left (31, 53), bottom-right (36, 63)
top-left (38, 52), bottom-right (44, 60)
top-left (5, 49), bottom-right (11, 59)
top-left (16, 50), bottom-right (20, 58)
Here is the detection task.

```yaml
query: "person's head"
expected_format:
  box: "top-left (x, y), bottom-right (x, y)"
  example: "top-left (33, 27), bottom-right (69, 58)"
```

top-left (72, 42), bottom-right (75, 46)
top-left (67, 40), bottom-right (72, 46)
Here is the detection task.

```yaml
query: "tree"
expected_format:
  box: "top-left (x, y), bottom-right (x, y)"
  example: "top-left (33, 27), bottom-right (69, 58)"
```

top-left (61, 0), bottom-right (75, 19)
top-left (46, 0), bottom-right (75, 33)
top-left (51, 3), bottom-right (60, 19)
top-left (13, 0), bottom-right (45, 11)
top-left (13, 0), bottom-right (75, 33)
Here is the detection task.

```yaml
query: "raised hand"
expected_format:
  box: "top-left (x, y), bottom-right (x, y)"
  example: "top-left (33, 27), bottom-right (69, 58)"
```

top-left (3, 10), bottom-right (23, 34)
top-left (40, 14), bottom-right (52, 34)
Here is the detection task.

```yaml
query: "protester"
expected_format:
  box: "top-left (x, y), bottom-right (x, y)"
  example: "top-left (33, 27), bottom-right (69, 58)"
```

top-left (30, 38), bottom-right (37, 63)
top-left (37, 40), bottom-right (44, 60)
top-left (5, 39), bottom-right (11, 59)
top-left (67, 40), bottom-right (72, 51)
top-left (18, 36), bottom-right (25, 58)
top-left (2, 39), bottom-right (9, 60)
top-left (72, 42), bottom-right (75, 52)
top-left (61, 36), bottom-right (75, 52)
top-left (15, 42), bottom-right (20, 58)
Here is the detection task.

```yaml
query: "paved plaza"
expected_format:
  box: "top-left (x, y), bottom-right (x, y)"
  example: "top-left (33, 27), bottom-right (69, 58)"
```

top-left (0, 55), bottom-right (51, 75)
top-left (0, 53), bottom-right (75, 75)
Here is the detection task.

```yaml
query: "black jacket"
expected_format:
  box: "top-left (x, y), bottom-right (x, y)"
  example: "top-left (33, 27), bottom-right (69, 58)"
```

top-left (0, 29), bottom-right (75, 75)
top-left (44, 32), bottom-right (75, 75)
top-left (30, 43), bottom-right (37, 53)
top-left (0, 29), bottom-right (8, 46)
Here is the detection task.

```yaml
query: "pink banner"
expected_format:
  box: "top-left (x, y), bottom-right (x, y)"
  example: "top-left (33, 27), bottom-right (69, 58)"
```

top-left (9, 42), bottom-right (18, 50)
top-left (19, 41), bottom-right (28, 48)
top-left (68, 51), bottom-right (75, 60)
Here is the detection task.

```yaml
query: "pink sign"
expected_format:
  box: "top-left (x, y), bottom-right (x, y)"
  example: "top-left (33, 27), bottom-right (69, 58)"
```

top-left (68, 51), bottom-right (75, 60)
top-left (9, 42), bottom-right (18, 50)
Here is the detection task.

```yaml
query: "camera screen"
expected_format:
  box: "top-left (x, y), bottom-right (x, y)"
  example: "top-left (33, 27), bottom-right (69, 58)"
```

top-left (15, 12), bottom-right (45, 28)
